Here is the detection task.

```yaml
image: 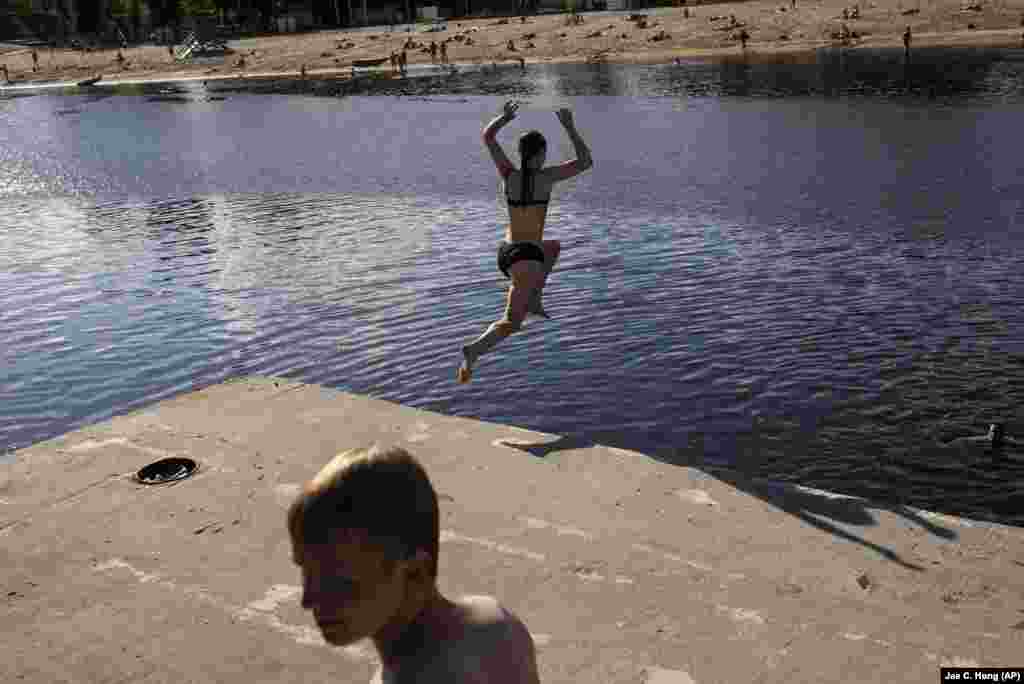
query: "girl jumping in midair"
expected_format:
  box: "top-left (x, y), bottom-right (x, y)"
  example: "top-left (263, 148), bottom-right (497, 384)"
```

top-left (458, 100), bottom-right (593, 383)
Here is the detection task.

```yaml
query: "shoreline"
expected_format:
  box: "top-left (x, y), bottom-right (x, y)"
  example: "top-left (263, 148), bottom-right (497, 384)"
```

top-left (3, 0), bottom-right (1024, 91)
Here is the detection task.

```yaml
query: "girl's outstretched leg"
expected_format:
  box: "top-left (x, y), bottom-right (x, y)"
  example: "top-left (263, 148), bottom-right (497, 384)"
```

top-left (458, 277), bottom-right (533, 383)
top-left (459, 319), bottom-right (515, 383)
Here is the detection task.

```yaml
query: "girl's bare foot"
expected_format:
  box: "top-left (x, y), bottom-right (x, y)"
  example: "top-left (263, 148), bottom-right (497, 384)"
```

top-left (457, 345), bottom-right (475, 383)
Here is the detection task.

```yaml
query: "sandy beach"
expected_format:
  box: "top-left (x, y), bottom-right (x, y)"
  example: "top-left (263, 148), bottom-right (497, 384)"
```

top-left (2, 0), bottom-right (1024, 87)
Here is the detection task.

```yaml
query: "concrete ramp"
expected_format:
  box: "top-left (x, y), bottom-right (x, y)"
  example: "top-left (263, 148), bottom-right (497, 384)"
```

top-left (2, 377), bottom-right (1022, 683)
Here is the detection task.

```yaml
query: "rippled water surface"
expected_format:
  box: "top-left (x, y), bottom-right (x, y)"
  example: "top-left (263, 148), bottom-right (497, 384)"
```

top-left (3, 52), bottom-right (1024, 525)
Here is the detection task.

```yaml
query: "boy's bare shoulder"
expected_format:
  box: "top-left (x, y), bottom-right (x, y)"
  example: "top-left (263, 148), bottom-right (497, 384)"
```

top-left (386, 596), bottom-right (539, 684)
top-left (451, 596), bottom-right (539, 683)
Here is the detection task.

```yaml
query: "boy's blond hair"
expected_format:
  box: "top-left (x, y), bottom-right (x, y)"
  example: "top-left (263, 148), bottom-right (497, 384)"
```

top-left (287, 445), bottom-right (440, 578)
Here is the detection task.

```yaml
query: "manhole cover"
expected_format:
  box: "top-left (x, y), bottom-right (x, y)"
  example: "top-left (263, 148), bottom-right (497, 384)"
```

top-left (135, 457), bottom-right (198, 485)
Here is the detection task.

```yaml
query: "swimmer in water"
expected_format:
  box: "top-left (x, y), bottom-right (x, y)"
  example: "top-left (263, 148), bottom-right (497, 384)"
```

top-left (458, 100), bottom-right (593, 384)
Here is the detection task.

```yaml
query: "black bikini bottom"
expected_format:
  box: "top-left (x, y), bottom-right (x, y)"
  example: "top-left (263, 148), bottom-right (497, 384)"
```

top-left (497, 240), bottom-right (546, 279)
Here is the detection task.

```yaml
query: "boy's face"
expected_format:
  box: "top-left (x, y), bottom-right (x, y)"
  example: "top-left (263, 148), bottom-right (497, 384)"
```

top-left (291, 529), bottom-right (410, 647)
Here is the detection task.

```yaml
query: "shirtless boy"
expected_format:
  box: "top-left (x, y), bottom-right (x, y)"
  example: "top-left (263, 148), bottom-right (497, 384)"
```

top-left (287, 444), bottom-right (541, 683)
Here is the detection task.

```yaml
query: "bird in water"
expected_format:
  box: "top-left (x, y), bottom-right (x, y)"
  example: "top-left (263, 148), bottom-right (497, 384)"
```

top-left (942, 423), bottom-right (1022, 461)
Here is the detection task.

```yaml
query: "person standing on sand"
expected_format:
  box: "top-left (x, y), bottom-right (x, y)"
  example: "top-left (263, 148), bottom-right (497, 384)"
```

top-left (288, 445), bottom-right (541, 684)
top-left (32, 49), bottom-right (39, 72)
top-left (441, 41), bottom-right (448, 64)
top-left (1, 64), bottom-right (8, 83)
top-left (458, 100), bottom-right (593, 384)
top-left (903, 25), bottom-right (912, 53)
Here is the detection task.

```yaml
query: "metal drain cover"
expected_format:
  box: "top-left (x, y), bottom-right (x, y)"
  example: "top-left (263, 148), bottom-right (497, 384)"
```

top-left (136, 457), bottom-right (198, 485)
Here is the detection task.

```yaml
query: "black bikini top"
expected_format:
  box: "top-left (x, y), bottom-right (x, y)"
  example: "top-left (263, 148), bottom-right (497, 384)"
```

top-left (506, 169), bottom-right (549, 207)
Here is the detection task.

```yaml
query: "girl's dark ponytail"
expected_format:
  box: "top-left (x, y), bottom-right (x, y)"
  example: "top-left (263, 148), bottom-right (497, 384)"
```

top-left (517, 130), bottom-right (547, 203)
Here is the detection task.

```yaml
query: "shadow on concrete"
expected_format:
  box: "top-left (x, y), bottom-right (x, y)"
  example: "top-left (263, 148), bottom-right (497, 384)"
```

top-left (495, 432), bottom-right (956, 572)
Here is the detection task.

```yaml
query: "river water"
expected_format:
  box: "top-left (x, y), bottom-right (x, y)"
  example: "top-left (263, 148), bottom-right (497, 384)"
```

top-left (2, 47), bottom-right (1023, 525)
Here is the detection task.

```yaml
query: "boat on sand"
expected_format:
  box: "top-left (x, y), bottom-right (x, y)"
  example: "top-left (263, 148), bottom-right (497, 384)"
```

top-left (351, 57), bottom-right (390, 68)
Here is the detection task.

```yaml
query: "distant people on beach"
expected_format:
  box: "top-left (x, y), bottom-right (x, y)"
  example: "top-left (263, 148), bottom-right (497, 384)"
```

top-left (441, 41), bottom-right (448, 64)
top-left (2, 64), bottom-right (8, 83)
top-left (32, 49), bottom-right (38, 72)
top-left (287, 445), bottom-right (541, 683)
top-left (903, 25), bottom-right (912, 54)
top-left (430, 41), bottom-right (438, 62)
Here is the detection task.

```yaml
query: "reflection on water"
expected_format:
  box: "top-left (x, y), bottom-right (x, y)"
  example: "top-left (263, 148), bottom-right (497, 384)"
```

top-left (319, 46), bottom-right (1024, 101)
top-left (2, 52), bottom-right (1024, 527)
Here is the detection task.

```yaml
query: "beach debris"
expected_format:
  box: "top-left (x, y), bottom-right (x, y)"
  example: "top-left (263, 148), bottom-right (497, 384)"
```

top-left (856, 572), bottom-right (873, 590)
top-left (495, 18), bottom-right (509, 25)
top-left (649, 30), bottom-right (671, 42)
top-left (522, 32), bottom-right (537, 40)
top-left (961, 1), bottom-right (982, 10)
top-left (585, 30), bottom-right (604, 38)
top-left (901, 7), bottom-right (919, 14)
